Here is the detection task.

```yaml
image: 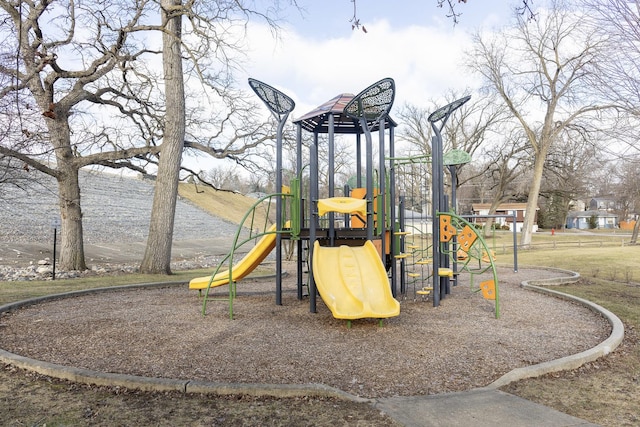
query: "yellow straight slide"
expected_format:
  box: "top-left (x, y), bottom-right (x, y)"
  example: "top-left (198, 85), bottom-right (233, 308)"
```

top-left (189, 224), bottom-right (278, 290)
top-left (312, 241), bottom-right (400, 320)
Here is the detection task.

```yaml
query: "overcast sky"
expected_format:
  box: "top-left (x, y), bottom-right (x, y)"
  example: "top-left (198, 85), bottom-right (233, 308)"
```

top-left (238, 0), bottom-right (521, 118)
top-left (184, 1), bottom-right (530, 174)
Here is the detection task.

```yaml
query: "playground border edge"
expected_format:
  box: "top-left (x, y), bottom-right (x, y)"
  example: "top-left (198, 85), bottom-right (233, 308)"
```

top-left (0, 269), bottom-right (624, 403)
top-left (0, 281), bottom-right (369, 403)
top-left (482, 267), bottom-right (624, 390)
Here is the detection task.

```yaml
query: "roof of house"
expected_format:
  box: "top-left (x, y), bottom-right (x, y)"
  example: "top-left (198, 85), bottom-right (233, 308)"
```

top-left (472, 203), bottom-right (536, 211)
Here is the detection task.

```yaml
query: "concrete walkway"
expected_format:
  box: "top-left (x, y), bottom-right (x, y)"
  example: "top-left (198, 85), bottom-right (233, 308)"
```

top-left (375, 389), bottom-right (600, 426)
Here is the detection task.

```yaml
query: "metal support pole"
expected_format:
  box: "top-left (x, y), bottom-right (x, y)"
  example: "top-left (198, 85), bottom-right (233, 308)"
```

top-left (328, 114), bottom-right (335, 246)
top-left (378, 119), bottom-right (386, 262)
top-left (363, 118), bottom-right (374, 241)
top-left (431, 135), bottom-right (441, 307)
top-left (356, 133), bottom-right (362, 188)
top-left (296, 124), bottom-right (304, 300)
top-left (309, 132), bottom-right (319, 313)
top-left (427, 95), bottom-right (471, 307)
top-left (275, 115), bottom-right (285, 305)
top-left (247, 78), bottom-right (295, 307)
top-left (52, 227), bottom-right (57, 281)
top-left (399, 196), bottom-right (406, 295)
top-left (513, 210), bottom-right (519, 272)
top-left (448, 164), bottom-right (458, 281)
top-left (389, 125), bottom-right (397, 297)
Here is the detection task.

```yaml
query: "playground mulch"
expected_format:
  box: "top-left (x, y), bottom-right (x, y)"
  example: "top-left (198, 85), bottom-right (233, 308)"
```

top-left (0, 265), bottom-right (610, 399)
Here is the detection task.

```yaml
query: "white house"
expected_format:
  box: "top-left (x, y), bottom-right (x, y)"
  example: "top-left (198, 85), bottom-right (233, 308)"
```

top-left (566, 210), bottom-right (618, 229)
top-left (471, 203), bottom-right (538, 232)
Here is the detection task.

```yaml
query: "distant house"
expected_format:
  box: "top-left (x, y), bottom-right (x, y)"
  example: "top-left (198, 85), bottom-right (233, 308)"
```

top-left (566, 210), bottom-right (618, 229)
top-left (471, 203), bottom-right (538, 232)
top-left (589, 196), bottom-right (619, 212)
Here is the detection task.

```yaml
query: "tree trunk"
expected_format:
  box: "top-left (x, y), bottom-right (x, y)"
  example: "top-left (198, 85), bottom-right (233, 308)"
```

top-left (56, 167), bottom-right (87, 271)
top-left (631, 217), bottom-right (640, 245)
top-left (140, 0), bottom-right (185, 274)
top-left (51, 117), bottom-right (87, 271)
top-left (520, 151), bottom-right (546, 248)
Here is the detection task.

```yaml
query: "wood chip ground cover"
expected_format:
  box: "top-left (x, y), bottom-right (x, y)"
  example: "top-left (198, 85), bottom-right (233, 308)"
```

top-left (0, 266), bottom-right (610, 399)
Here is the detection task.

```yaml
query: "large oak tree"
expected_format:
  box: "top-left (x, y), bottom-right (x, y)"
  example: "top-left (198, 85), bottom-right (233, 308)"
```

top-left (468, 1), bottom-right (616, 246)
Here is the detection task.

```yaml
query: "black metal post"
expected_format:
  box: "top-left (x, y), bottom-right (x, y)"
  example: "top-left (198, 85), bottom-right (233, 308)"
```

top-left (389, 125), bottom-right (397, 297)
top-left (430, 134), bottom-right (442, 307)
top-left (309, 132), bottom-right (319, 313)
top-left (427, 95), bottom-right (471, 307)
top-left (52, 227), bottom-right (57, 281)
top-left (363, 117), bottom-right (374, 242)
top-left (513, 210), bottom-right (519, 272)
top-left (296, 124), bottom-right (304, 300)
top-left (328, 114), bottom-right (335, 246)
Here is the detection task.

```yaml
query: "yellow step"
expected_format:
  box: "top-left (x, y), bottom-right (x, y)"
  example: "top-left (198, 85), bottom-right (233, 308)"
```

top-left (438, 268), bottom-right (454, 277)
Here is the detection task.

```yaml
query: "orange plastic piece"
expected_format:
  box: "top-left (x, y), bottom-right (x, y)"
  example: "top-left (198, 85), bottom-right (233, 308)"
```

top-left (439, 215), bottom-right (456, 242)
top-left (482, 250), bottom-right (496, 264)
top-left (349, 188), bottom-right (378, 228)
top-left (480, 279), bottom-right (496, 300)
top-left (457, 225), bottom-right (478, 253)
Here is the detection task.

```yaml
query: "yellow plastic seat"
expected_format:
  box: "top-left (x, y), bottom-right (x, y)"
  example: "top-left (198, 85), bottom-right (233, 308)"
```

top-left (317, 197), bottom-right (366, 217)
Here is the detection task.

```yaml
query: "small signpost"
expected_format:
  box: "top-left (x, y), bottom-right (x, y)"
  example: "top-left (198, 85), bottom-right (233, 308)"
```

top-left (51, 216), bottom-right (61, 280)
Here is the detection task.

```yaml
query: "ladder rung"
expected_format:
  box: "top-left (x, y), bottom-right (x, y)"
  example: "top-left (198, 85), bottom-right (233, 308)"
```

top-left (395, 253), bottom-right (410, 259)
top-left (416, 259), bottom-right (432, 265)
top-left (408, 273), bottom-right (421, 278)
top-left (407, 245), bottom-right (420, 249)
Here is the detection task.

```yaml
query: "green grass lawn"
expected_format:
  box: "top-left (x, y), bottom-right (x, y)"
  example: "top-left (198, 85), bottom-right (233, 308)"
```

top-left (0, 270), bottom-right (208, 306)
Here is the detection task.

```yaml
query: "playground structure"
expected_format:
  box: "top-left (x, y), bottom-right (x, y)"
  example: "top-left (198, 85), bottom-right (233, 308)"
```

top-left (190, 78), bottom-right (500, 321)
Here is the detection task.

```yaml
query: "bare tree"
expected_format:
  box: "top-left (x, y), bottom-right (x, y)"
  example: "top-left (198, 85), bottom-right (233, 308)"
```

top-left (349, 0), bottom-right (536, 28)
top-left (397, 91), bottom-right (509, 212)
top-left (467, 2), bottom-right (617, 247)
top-left (613, 157), bottom-right (640, 244)
top-left (140, 0), bottom-right (186, 274)
top-left (473, 128), bottom-right (529, 235)
top-left (539, 127), bottom-right (602, 229)
top-left (583, 0), bottom-right (640, 123)
top-left (0, 0), bottom-right (163, 270)
top-left (138, 0), bottom-right (298, 274)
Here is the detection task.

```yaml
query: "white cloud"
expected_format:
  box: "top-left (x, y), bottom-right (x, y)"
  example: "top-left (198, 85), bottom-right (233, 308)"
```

top-left (240, 18), bottom-right (481, 118)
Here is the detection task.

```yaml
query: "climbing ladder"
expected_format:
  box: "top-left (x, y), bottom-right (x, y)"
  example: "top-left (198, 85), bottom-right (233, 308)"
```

top-left (438, 212), bottom-right (500, 318)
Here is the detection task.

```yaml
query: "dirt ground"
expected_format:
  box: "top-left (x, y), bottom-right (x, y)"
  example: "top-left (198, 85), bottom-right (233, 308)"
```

top-left (0, 265), bottom-right (613, 425)
top-left (0, 364), bottom-right (400, 426)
